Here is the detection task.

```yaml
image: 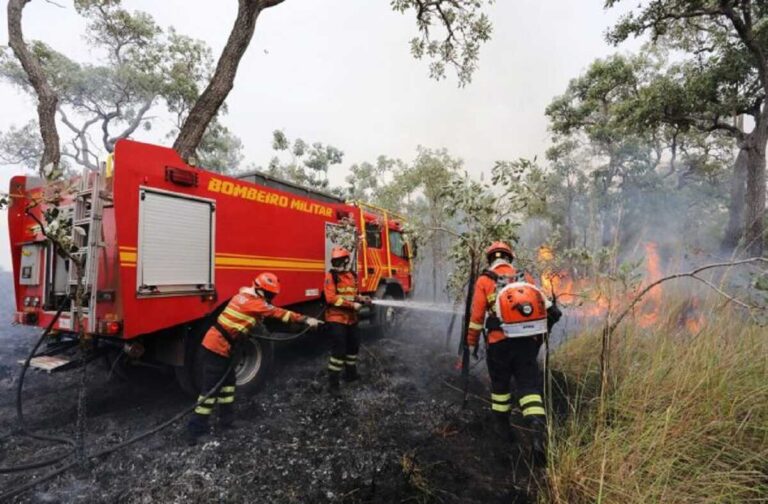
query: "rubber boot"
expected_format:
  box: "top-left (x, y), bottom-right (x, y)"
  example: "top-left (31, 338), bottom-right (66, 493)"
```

top-left (218, 405), bottom-right (244, 431)
top-left (492, 411), bottom-right (514, 443)
top-left (185, 415), bottom-right (211, 446)
top-left (528, 416), bottom-right (547, 466)
top-left (343, 365), bottom-right (359, 383)
top-left (328, 371), bottom-right (341, 396)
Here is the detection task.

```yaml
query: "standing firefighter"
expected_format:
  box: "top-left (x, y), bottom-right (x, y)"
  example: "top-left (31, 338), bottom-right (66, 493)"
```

top-left (186, 272), bottom-right (321, 443)
top-left (324, 246), bottom-right (370, 394)
top-left (467, 241), bottom-right (561, 461)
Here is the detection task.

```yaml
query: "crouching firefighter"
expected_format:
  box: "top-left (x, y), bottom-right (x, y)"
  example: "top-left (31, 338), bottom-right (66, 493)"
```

top-left (467, 241), bottom-right (562, 462)
top-left (324, 246), bottom-right (371, 394)
top-left (186, 272), bottom-right (322, 443)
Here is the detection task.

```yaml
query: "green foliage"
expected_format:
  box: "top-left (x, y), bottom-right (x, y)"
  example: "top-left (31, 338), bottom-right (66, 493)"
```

top-left (345, 156), bottom-right (404, 207)
top-left (391, 0), bottom-right (494, 86)
top-left (544, 48), bottom-right (735, 252)
top-left (439, 158), bottom-right (555, 299)
top-left (0, 0), bottom-right (240, 173)
top-left (326, 216), bottom-right (359, 255)
top-left (604, 1), bottom-right (766, 139)
top-left (267, 130), bottom-right (344, 189)
top-left (194, 120), bottom-right (243, 174)
top-left (0, 122), bottom-right (44, 173)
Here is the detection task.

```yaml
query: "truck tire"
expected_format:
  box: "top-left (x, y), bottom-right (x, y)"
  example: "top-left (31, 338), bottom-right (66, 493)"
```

top-left (175, 332), bottom-right (275, 397)
top-left (232, 337), bottom-right (274, 395)
top-left (372, 285), bottom-right (403, 338)
top-left (174, 322), bottom-right (206, 396)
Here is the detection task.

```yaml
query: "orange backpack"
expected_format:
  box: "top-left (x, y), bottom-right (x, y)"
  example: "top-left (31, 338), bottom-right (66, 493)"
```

top-left (483, 269), bottom-right (550, 338)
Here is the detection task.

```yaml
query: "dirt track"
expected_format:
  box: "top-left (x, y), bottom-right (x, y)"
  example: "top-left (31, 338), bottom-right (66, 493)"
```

top-left (0, 300), bottom-right (542, 503)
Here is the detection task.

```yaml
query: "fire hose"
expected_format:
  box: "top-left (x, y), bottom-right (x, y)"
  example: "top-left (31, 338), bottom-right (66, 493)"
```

top-left (0, 307), bottom-right (328, 501)
top-left (0, 299), bottom-right (75, 474)
top-left (0, 349), bottom-right (236, 502)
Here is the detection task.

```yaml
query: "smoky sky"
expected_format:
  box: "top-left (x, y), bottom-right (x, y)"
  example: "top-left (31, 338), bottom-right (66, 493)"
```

top-left (0, 0), bottom-right (640, 271)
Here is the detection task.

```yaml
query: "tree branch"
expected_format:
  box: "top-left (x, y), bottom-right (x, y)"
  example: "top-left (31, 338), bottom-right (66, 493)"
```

top-left (59, 107), bottom-right (99, 170)
top-left (174, 0), bottom-right (280, 161)
top-left (608, 257), bottom-right (768, 335)
top-left (720, 0), bottom-right (768, 91)
top-left (106, 96), bottom-right (155, 152)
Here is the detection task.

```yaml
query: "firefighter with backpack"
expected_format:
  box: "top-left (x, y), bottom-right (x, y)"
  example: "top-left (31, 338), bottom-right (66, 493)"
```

top-left (323, 246), bottom-right (371, 394)
top-left (186, 272), bottom-right (322, 444)
top-left (467, 241), bottom-right (562, 461)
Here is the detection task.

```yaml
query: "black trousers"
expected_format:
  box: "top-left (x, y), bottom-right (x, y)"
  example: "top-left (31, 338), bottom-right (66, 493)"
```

top-left (486, 336), bottom-right (546, 421)
top-left (326, 322), bottom-right (359, 374)
top-left (188, 348), bottom-right (237, 434)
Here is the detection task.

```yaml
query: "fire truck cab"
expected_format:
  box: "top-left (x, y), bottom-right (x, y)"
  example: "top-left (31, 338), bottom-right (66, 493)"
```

top-left (7, 139), bottom-right (414, 395)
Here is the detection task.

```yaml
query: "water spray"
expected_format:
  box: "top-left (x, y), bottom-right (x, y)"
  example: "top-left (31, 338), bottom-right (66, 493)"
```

top-left (369, 299), bottom-right (462, 315)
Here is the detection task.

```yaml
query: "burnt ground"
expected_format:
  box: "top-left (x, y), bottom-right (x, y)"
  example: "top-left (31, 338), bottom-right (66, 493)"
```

top-left (0, 293), bottom-right (545, 503)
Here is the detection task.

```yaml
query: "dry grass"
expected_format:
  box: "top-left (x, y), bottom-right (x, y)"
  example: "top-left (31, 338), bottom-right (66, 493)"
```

top-left (545, 294), bottom-right (768, 504)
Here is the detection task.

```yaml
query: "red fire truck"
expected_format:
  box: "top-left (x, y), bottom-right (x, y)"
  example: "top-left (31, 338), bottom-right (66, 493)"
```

top-left (7, 139), bottom-right (414, 394)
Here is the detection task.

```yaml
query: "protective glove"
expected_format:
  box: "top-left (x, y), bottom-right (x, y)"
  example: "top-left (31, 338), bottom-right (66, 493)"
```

top-left (547, 303), bottom-right (562, 332)
top-left (305, 317), bottom-right (322, 328)
top-left (352, 302), bottom-right (363, 311)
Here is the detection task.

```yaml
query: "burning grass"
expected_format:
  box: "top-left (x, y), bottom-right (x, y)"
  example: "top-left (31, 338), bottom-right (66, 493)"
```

top-left (544, 296), bottom-right (768, 503)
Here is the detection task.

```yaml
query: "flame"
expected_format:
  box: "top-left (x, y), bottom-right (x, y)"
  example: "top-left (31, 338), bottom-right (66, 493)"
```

top-left (537, 241), bottom-right (704, 330)
top-left (637, 242), bottom-right (662, 327)
top-left (538, 245), bottom-right (555, 263)
top-left (541, 268), bottom-right (609, 319)
top-left (683, 296), bottom-right (706, 334)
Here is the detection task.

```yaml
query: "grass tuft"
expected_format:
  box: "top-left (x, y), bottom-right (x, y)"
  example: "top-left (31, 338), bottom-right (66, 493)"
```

top-left (545, 295), bottom-right (768, 503)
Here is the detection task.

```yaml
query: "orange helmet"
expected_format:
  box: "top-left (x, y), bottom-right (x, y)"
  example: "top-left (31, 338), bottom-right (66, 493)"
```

top-left (331, 246), bottom-right (351, 260)
top-left (485, 241), bottom-right (514, 261)
top-left (254, 272), bottom-right (281, 295)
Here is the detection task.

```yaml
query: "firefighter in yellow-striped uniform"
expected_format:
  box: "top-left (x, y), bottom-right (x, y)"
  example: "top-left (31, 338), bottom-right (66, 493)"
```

top-left (186, 272), bottom-right (321, 443)
top-left (468, 242), bottom-right (562, 461)
top-left (323, 247), bottom-right (371, 393)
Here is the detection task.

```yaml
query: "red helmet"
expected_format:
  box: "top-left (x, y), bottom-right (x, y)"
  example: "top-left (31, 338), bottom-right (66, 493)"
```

top-left (485, 241), bottom-right (514, 260)
top-left (254, 272), bottom-right (281, 295)
top-left (331, 246), bottom-right (351, 260)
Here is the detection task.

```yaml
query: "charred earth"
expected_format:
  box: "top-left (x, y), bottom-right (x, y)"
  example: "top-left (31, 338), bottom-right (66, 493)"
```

top-left (0, 279), bottom-right (542, 503)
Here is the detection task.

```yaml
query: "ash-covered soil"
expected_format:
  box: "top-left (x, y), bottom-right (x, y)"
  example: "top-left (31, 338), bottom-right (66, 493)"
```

top-left (0, 282), bottom-right (543, 503)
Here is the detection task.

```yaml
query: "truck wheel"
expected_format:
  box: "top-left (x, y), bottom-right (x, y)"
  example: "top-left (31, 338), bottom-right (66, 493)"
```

top-left (233, 337), bottom-right (274, 395)
top-left (373, 286), bottom-right (403, 338)
top-left (176, 335), bottom-right (274, 397)
top-left (174, 322), bottom-right (205, 396)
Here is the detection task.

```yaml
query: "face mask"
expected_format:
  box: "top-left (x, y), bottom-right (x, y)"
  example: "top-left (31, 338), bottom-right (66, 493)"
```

top-left (332, 259), bottom-right (350, 271)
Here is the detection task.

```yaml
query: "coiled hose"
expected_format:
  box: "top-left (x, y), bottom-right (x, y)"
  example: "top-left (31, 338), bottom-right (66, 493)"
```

top-left (0, 299), bottom-right (75, 474)
top-left (0, 310), bottom-right (326, 500)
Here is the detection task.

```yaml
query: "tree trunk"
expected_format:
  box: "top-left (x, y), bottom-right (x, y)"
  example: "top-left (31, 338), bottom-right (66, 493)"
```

top-left (743, 135), bottom-right (766, 257)
top-left (7, 0), bottom-right (60, 172)
top-left (173, 0), bottom-right (284, 162)
top-left (565, 182), bottom-right (575, 248)
top-left (721, 148), bottom-right (748, 252)
top-left (431, 214), bottom-right (439, 301)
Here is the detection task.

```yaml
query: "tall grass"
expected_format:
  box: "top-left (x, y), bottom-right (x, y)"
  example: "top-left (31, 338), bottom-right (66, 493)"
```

top-left (545, 295), bottom-right (768, 503)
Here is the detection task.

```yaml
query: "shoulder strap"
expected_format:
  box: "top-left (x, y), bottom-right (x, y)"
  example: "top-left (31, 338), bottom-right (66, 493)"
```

top-left (213, 319), bottom-right (236, 345)
top-left (480, 269), bottom-right (499, 281)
